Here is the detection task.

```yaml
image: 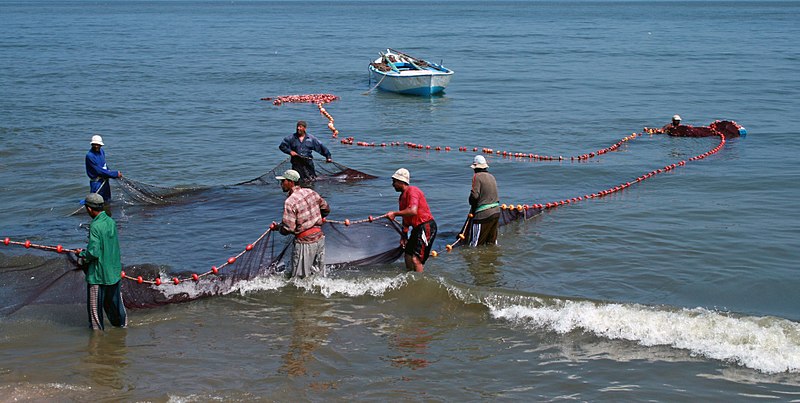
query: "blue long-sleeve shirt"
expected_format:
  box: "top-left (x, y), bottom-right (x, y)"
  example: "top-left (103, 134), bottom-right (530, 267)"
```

top-left (86, 148), bottom-right (119, 180)
top-left (278, 132), bottom-right (332, 160)
top-left (85, 148), bottom-right (119, 201)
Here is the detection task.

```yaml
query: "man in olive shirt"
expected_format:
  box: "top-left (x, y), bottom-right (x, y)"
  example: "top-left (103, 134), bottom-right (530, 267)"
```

top-left (468, 155), bottom-right (500, 247)
top-left (79, 193), bottom-right (127, 330)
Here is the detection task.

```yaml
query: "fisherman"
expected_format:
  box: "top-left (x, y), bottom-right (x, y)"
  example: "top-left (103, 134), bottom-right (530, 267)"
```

top-left (85, 134), bottom-right (122, 216)
top-left (671, 114), bottom-right (682, 128)
top-left (468, 155), bottom-right (501, 247)
top-left (78, 193), bottom-right (127, 331)
top-left (276, 169), bottom-right (330, 279)
top-left (660, 114), bottom-right (683, 135)
top-left (278, 121), bottom-right (332, 182)
top-left (386, 168), bottom-right (437, 272)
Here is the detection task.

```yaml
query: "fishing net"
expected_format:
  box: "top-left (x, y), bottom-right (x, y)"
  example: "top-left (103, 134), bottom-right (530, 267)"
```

top-left (0, 218), bottom-right (403, 313)
top-left (115, 158), bottom-right (375, 205)
top-left (234, 159), bottom-right (377, 186)
top-left (453, 207), bottom-right (544, 249)
top-left (654, 120), bottom-right (745, 138)
top-left (0, 253), bottom-right (85, 316)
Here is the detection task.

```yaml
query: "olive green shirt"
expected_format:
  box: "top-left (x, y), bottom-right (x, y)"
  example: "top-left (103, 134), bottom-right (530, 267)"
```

top-left (80, 211), bottom-right (122, 285)
top-left (469, 170), bottom-right (500, 221)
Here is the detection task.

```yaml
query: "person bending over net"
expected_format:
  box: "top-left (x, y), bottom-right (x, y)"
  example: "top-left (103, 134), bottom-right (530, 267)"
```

top-left (276, 169), bottom-right (330, 279)
top-left (386, 168), bottom-right (437, 273)
top-left (278, 120), bottom-right (332, 182)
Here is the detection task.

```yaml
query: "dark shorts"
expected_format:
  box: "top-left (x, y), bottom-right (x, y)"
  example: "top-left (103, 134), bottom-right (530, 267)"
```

top-left (406, 220), bottom-right (437, 263)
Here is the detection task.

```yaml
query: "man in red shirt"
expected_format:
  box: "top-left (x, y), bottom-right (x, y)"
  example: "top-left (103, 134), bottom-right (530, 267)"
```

top-left (386, 168), bottom-right (437, 272)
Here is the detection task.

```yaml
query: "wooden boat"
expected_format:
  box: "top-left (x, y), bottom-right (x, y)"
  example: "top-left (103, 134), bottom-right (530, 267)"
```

top-left (368, 49), bottom-right (453, 96)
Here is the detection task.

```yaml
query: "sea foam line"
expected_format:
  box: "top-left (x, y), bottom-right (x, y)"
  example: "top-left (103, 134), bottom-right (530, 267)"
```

top-left (489, 300), bottom-right (800, 374)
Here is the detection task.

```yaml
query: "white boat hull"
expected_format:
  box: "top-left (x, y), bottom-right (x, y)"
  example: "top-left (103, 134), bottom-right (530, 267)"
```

top-left (368, 50), bottom-right (454, 96)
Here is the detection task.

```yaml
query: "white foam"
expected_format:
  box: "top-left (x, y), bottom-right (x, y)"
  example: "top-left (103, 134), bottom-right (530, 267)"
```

top-left (489, 300), bottom-right (800, 374)
top-left (230, 275), bottom-right (288, 295)
top-left (299, 273), bottom-right (410, 298)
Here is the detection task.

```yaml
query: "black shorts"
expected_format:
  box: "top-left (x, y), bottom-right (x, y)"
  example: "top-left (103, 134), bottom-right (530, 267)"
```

top-left (406, 220), bottom-right (437, 263)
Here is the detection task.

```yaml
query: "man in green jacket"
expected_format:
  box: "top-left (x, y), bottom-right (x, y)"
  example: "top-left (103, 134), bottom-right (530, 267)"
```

top-left (79, 193), bottom-right (127, 330)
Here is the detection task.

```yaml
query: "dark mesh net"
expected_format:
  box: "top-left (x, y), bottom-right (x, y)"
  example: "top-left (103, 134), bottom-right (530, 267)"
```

top-left (117, 177), bottom-right (209, 205)
top-left (1, 219), bottom-right (403, 313)
top-left (235, 159), bottom-right (377, 186)
top-left (0, 253), bottom-right (85, 316)
top-left (115, 158), bottom-right (376, 205)
top-left (454, 206), bottom-right (544, 249)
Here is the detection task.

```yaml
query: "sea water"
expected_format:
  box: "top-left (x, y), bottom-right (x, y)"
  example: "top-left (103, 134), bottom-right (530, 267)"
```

top-left (1, 1), bottom-right (800, 400)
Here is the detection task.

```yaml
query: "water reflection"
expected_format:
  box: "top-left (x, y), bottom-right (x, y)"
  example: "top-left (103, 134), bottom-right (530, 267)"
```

top-left (385, 320), bottom-right (434, 370)
top-left (465, 246), bottom-right (503, 287)
top-left (280, 295), bottom-right (332, 378)
top-left (84, 330), bottom-right (128, 390)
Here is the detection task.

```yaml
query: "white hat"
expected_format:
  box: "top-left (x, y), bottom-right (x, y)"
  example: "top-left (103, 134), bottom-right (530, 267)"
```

top-left (391, 168), bottom-right (410, 184)
top-left (470, 155), bottom-right (489, 169)
top-left (672, 114), bottom-right (682, 121)
top-left (90, 135), bottom-right (104, 146)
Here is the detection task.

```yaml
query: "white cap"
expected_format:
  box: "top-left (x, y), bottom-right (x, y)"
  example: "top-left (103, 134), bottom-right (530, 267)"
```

top-left (90, 135), bottom-right (104, 146)
top-left (672, 114), bottom-right (682, 121)
top-left (470, 155), bottom-right (489, 169)
top-left (391, 168), bottom-right (410, 184)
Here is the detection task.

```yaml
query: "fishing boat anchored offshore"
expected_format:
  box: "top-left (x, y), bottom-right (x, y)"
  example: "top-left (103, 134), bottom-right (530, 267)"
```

top-left (368, 49), bottom-right (454, 96)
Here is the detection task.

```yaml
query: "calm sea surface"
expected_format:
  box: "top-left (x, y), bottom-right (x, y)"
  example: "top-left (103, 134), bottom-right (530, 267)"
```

top-left (2, 1), bottom-right (800, 401)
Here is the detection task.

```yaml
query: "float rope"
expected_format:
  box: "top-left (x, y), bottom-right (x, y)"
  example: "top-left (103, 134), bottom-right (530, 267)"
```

top-left (281, 95), bottom-right (729, 256)
top-left (2, 237), bottom-right (81, 255)
top-left (2, 94), bottom-right (731, 286)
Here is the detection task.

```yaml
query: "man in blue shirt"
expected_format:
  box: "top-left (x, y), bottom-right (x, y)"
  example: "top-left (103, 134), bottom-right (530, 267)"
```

top-left (278, 121), bottom-right (332, 182)
top-left (85, 135), bottom-right (122, 216)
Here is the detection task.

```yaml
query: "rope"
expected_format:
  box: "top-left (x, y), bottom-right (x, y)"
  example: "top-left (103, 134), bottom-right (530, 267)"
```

top-left (7, 93), bottom-right (737, 287)
top-left (66, 179), bottom-right (107, 217)
top-left (363, 72), bottom-right (388, 95)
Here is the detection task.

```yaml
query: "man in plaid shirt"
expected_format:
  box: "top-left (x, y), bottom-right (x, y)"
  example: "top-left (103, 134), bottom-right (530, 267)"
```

top-left (276, 169), bottom-right (331, 278)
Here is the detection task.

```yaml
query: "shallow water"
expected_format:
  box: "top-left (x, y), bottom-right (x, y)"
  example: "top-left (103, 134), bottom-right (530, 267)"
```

top-left (2, 1), bottom-right (800, 400)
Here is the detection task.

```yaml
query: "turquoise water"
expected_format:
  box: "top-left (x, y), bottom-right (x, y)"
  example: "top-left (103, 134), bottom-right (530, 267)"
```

top-left (2, 1), bottom-right (800, 400)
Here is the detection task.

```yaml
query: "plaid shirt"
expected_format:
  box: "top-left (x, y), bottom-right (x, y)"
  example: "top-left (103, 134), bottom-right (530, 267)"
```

top-left (282, 187), bottom-right (329, 243)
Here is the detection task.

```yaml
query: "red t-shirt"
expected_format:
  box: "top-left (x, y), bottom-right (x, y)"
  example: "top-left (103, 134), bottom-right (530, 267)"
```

top-left (399, 185), bottom-right (434, 228)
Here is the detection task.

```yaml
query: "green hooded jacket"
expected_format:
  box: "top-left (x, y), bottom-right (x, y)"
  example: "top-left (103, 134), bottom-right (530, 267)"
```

top-left (79, 211), bottom-right (122, 285)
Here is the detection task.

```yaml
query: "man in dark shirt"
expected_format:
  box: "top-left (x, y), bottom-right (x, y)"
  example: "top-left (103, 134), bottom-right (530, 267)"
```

top-left (278, 121), bottom-right (332, 182)
top-left (468, 155), bottom-right (500, 247)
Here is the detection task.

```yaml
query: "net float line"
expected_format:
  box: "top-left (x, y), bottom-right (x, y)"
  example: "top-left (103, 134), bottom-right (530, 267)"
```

top-left (261, 93), bottom-right (339, 106)
top-left (338, 133), bottom-right (642, 163)
top-left (2, 237), bottom-right (81, 255)
top-left (261, 93), bottom-right (341, 138)
top-left (434, 133), bottom-right (727, 255)
top-left (317, 103), bottom-right (339, 138)
top-left (2, 230), bottom-right (273, 286)
top-left (120, 227), bottom-right (276, 286)
top-left (259, 95), bottom-right (731, 258)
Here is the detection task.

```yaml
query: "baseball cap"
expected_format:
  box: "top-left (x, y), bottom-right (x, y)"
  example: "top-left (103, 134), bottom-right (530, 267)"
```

top-left (276, 169), bottom-right (301, 183)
